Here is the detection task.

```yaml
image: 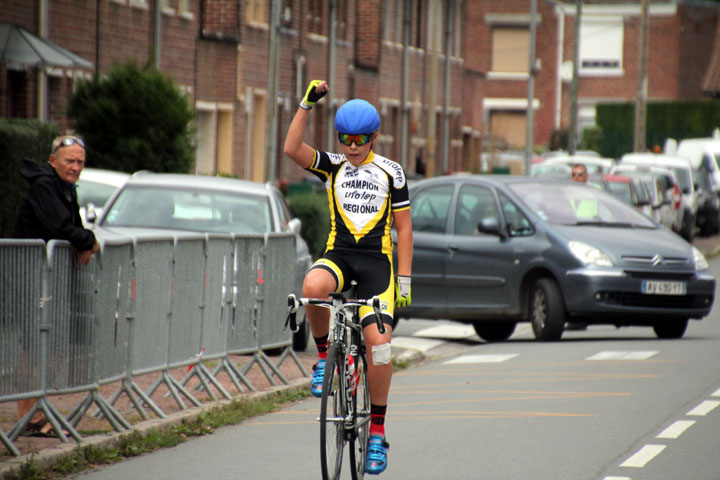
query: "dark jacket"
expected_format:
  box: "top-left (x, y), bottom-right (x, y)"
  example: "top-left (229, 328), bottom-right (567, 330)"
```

top-left (13, 159), bottom-right (96, 251)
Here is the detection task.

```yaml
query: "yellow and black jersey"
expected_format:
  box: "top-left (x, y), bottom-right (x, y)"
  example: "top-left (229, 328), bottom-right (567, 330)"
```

top-left (307, 149), bottom-right (410, 256)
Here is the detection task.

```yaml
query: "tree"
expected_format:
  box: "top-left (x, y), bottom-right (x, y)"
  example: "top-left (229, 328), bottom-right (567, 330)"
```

top-left (67, 61), bottom-right (195, 173)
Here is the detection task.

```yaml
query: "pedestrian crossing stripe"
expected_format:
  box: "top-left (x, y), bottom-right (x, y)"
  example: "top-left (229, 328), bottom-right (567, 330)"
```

top-left (445, 354), bottom-right (519, 364)
top-left (586, 351), bottom-right (658, 361)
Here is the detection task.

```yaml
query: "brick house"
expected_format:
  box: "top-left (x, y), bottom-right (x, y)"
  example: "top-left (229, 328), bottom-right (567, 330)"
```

top-left (474, 0), bottom-right (719, 154)
top-left (1, 1), bottom-right (718, 180)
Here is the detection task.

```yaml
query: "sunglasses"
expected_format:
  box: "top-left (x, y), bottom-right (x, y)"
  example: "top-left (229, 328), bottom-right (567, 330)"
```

top-left (53, 137), bottom-right (85, 153)
top-left (571, 171), bottom-right (586, 177)
top-left (338, 133), bottom-right (373, 147)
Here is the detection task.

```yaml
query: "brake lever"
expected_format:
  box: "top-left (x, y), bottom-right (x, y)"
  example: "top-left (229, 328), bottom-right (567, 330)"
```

top-left (285, 294), bottom-right (299, 333)
top-left (372, 296), bottom-right (385, 335)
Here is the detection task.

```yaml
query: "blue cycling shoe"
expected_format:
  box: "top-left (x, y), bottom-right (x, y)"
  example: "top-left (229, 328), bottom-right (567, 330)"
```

top-left (365, 435), bottom-right (389, 475)
top-left (310, 359), bottom-right (326, 398)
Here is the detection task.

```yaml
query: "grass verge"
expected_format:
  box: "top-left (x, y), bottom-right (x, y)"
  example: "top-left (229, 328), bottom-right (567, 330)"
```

top-left (4, 388), bottom-right (309, 480)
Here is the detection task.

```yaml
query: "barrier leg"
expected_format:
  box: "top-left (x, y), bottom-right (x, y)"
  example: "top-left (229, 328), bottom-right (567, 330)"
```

top-left (274, 346), bottom-right (310, 377)
top-left (0, 428), bottom-right (21, 457)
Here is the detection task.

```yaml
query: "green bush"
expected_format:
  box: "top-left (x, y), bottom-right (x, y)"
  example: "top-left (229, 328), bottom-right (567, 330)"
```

top-left (287, 192), bottom-right (330, 260)
top-left (0, 119), bottom-right (59, 237)
top-left (67, 60), bottom-right (195, 173)
top-left (596, 100), bottom-right (720, 159)
top-left (579, 126), bottom-right (602, 153)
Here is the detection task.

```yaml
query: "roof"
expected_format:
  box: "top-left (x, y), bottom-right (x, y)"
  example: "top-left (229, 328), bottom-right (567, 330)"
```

top-left (124, 172), bottom-right (273, 196)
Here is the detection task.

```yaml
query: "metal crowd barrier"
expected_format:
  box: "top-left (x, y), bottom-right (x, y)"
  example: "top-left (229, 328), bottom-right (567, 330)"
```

top-left (0, 232), bottom-right (303, 456)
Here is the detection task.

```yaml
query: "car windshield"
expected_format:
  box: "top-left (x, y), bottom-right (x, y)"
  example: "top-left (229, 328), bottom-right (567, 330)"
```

top-left (76, 179), bottom-right (121, 207)
top-left (102, 185), bottom-right (273, 234)
top-left (509, 182), bottom-right (656, 228)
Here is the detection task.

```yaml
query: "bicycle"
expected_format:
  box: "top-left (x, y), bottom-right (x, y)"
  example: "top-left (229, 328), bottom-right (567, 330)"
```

top-left (286, 289), bottom-right (385, 480)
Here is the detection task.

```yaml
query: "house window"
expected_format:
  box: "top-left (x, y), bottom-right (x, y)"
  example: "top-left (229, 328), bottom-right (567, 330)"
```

top-left (246, 0), bottom-right (267, 25)
top-left (580, 16), bottom-right (624, 75)
top-left (491, 27), bottom-right (529, 73)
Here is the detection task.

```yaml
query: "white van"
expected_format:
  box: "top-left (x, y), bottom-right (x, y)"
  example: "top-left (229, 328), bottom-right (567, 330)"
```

top-left (675, 138), bottom-right (720, 193)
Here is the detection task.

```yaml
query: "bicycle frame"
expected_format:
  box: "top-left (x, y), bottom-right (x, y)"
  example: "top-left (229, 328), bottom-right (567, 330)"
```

top-left (286, 292), bottom-right (383, 480)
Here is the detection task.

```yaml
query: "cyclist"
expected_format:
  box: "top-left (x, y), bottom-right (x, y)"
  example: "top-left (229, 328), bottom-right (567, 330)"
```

top-left (283, 80), bottom-right (413, 475)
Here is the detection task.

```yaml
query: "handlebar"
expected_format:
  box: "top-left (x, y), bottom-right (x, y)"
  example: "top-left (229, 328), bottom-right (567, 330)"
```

top-left (285, 293), bottom-right (386, 335)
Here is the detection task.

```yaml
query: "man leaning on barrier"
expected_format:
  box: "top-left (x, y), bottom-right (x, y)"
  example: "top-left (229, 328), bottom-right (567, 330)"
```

top-left (12, 134), bottom-right (100, 435)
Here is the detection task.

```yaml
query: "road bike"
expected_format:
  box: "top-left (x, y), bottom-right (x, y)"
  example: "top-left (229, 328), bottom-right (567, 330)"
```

top-left (286, 290), bottom-right (384, 480)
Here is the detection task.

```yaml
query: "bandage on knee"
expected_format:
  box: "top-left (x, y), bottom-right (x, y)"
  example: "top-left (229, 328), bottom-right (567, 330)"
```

top-left (372, 343), bottom-right (392, 365)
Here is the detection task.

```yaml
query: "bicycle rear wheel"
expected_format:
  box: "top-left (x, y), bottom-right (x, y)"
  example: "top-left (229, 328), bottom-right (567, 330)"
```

top-left (349, 350), bottom-right (370, 480)
top-left (320, 342), bottom-right (346, 480)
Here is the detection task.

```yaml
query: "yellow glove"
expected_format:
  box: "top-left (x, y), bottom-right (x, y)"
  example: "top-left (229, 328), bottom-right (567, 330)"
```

top-left (300, 80), bottom-right (327, 110)
top-left (395, 276), bottom-right (411, 308)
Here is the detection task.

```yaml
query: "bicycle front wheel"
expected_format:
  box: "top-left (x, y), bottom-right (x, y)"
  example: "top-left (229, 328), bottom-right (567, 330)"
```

top-left (349, 350), bottom-right (370, 480)
top-left (320, 342), bottom-right (346, 480)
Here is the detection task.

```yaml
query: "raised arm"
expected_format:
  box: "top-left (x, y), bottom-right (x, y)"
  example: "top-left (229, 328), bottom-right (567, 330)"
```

top-left (283, 80), bottom-right (329, 170)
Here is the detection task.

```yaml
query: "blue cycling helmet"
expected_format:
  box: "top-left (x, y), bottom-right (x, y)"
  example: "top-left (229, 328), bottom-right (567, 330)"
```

top-left (334, 99), bottom-right (380, 134)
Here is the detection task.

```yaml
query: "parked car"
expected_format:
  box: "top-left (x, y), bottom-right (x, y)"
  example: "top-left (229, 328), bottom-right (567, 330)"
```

top-left (693, 166), bottom-right (720, 236)
top-left (76, 168), bottom-right (131, 226)
top-left (619, 153), bottom-right (697, 241)
top-left (675, 137), bottom-right (720, 193)
top-left (396, 175), bottom-right (714, 342)
top-left (94, 173), bottom-right (314, 351)
top-left (529, 162), bottom-right (572, 178)
top-left (610, 164), bottom-right (681, 236)
top-left (599, 174), bottom-right (651, 215)
top-left (538, 154), bottom-right (616, 175)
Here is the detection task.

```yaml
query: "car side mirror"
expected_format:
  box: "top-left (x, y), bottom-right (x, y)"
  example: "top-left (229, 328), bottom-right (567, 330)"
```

top-left (86, 203), bottom-right (97, 223)
top-left (476, 216), bottom-right (503, 237)
top-left (288, 217), bottom-right (302, 235)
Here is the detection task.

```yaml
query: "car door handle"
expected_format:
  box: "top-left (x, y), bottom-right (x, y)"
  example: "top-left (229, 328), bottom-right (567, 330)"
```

top-left (448, 244), bottom-right (459, 253)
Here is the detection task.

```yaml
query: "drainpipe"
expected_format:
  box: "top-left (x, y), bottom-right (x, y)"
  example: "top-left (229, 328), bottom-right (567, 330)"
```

top-left (325, 0), bottom-right (337, 150)
top-left (265, 0), bottom-right (281, 181)
top-left (37, 0), bottom-right (48, 122)
top-left (524, 0), bottom-right (537, 175)
top-left (400, 0), bottom-right (410, 169)
top-left (154, 0), bottom-right (162, 68)
top-left (441, 0), bottom-right (453, 174)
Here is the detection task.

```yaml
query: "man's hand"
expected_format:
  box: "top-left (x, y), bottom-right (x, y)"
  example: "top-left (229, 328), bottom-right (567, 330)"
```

top-left (395, 275), bottom-right (411, 308)
top-left (300, 80), bottom-right (328, 110)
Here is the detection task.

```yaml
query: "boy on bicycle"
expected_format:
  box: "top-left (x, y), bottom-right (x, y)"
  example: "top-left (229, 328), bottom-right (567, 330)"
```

top-left (284, 80), bottom-right (413, 475)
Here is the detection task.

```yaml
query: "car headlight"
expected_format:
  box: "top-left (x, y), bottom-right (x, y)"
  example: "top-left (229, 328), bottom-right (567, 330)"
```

top-left (568, 241), bottom-right (614, 267)
top-left (693, 246), bottom-right (709, 271)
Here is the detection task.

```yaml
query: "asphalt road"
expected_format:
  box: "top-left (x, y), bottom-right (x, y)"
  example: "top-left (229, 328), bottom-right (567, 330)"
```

top-left (70, 252), bottom-right (720, 480)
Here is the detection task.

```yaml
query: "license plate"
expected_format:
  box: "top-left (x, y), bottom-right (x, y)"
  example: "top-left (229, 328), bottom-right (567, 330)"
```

top-left (641, 280), bottom-right (687, 295)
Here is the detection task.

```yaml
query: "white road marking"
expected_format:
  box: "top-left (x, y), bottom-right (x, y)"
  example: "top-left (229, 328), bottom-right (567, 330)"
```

top-left (391, 336), bottom-right (443, 353)
top-left (686, 400), bottom-right (720, 416)
top-left (603, 477), bottom-right (631, 480)
top-left (413, 324), bottom-right (477, 339)
top-left (620, 444), bottom-right (666, 468)
top-left (445, 354), bottom-right (518, 364)
top-left (656, 420), bottom-right (695, 439)
top-left (710, 387), bottom-right (720, 397)
top-left (586, 351), bottom-right (658, 361)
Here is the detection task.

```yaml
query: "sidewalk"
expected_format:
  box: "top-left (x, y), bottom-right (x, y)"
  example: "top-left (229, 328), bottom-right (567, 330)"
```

top-left (0, 345), bottom-right (423, 478)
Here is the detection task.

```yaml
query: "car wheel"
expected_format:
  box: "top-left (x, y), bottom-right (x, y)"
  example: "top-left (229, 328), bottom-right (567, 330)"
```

top-left (529, 278), bottom-right (565, 341)
top-left (681, 212), bottom-right (695, 242)
top-left (292, 312), bottom-right (310, 351)
top-left (653, 319), bottom-right (688, 339)
top-left (472, 322), bottom-right (517, 342)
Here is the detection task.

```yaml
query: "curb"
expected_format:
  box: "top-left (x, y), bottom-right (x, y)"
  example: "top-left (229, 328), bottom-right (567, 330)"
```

top-left (1, 348), bottom-right (425, 479)
top-left (0, 379), bottom-right (310, 480)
